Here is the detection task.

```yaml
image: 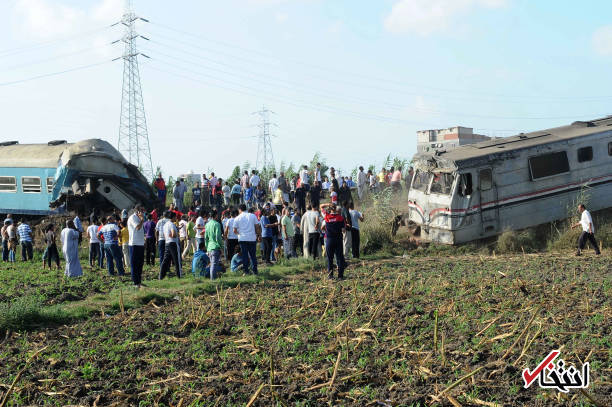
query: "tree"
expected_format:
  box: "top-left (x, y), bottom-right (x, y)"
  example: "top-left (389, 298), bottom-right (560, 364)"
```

top-left (308, 152), bottom-right (329, 179)
top-left (228, 165), bottom-right (241, 184)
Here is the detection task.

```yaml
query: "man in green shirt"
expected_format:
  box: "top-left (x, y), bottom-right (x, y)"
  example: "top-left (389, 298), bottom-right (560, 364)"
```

top-left (182, 215), bottom-right (197, 260)
top-left (205, 209), bottom-right (224, 279)
top-left (281, 207), bottom-right (296, 258)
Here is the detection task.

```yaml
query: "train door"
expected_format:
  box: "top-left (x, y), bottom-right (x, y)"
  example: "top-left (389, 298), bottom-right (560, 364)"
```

top-left (478, 168), bottom-right (498, 234)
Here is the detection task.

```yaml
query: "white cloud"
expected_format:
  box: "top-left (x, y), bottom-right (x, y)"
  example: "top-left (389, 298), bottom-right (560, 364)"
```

top-left (592, 25), bottom-right (612, 56)
top-left (13, 0), bottom-right (123, 40)
top-left (275, 12), bottom-right (289, 23)
top-left (384, 0), bottom-right (508, 36)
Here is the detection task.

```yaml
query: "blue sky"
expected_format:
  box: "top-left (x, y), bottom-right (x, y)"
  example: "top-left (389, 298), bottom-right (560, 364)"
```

top-left (2, 0), bottom-right (612, 179)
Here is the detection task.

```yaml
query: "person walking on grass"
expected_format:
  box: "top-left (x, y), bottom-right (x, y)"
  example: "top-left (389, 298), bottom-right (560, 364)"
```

top-left (87, 219), bottom-right (102, 268)
top-left (205, 209), bottom-right (224, 280)
top-left (128, 205), bottom-right (146, 288)
top-left (61, 220), bottom-right (82, 278)
top-left (349, 202), bottom-right (364, 259)
top-left (341, 200), bottom-right (353, 258)
top-left (572, 203), bottom-right (601, 256)
top-left (43, 224), bottom-right (61, 270)
top-left (159, 211), bottom-right (182, 279)
top-left (233, 203), bottom-right (261, 275)
top-left (99, 216), bottom-right (125, 276)
top-left (320, 203), bottom-right (346, 280)
top-left (17, 219), bottom-right (33, 261)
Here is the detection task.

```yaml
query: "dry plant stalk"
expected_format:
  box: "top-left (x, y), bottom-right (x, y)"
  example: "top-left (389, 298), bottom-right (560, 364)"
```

top-left (433, 310), bottom-right (438, 355)
top-left (119, 289), bottom-right (125, 316)
top-left (0, 345), bottom-right (48, 407)
top-left (245, 383), bottom-right (265, 407)
top-left (501, 307), bottom-right (540, 360)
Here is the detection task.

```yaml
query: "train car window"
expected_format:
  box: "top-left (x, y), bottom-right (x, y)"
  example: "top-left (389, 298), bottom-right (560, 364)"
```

top-left (46, 178), bottom-right (54, 194)
top-left (412, 170), bottom-right (431, 193)
top-left (0, 176), bottom-right (16, 192)
top-left (479, 169), bottom-right (492, 191)
top-left (528, 151), bottom-right (570, 180)
top-left (22, 177), bottom-right (41, 193)
top-left (458, 173), bottom-right (473, 196)
top-left (430, 173), bottom-right (454, 195)
top-left (577, 146), bottom-right (593, 163)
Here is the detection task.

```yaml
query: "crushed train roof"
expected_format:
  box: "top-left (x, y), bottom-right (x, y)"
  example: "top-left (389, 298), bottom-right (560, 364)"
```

top-left (420, 116), bottom-right (612, 164)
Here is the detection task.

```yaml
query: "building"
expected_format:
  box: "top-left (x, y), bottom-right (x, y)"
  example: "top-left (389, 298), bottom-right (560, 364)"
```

top-left (417, 126), bottom-right (490, 153)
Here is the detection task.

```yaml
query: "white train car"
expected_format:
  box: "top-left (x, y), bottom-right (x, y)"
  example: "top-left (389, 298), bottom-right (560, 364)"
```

top-left (407, 116), bottom-right (612, 244)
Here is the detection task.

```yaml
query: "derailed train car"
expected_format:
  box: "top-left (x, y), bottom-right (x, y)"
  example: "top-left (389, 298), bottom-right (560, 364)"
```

top-left (407, 116), bottom-right (612, 244)
top-left (0, 139), bottom-right (157, 216)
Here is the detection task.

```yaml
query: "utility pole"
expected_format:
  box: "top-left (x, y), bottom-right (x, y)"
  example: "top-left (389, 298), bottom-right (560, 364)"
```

top-left (113, 0), bottom-right (154, 180)
top-left (254, 106), bottom-right (276, 172)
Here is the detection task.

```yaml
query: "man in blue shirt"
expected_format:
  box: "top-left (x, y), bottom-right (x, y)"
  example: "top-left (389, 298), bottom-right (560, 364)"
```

top-left (98, 216), bottom-right (125, 276)
top-left (17, 220), bottom-right (33, 261)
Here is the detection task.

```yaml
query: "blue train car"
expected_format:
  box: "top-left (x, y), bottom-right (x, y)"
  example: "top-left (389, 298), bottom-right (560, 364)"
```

top-left (0, 139), bottom-right (157, 216)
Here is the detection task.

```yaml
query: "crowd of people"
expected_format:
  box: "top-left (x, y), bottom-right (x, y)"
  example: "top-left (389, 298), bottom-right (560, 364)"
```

top-left (1, 164), bottom-right (409, 285)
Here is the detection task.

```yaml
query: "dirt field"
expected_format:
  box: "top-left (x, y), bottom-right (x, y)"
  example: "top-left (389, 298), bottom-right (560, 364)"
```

top-left (0, 252), bottom-right (610, 406)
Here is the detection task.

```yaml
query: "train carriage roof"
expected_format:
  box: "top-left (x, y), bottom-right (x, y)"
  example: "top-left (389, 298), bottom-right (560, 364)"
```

top-left (0, 139), bottom-right (127, 168)
top-left (416, 116), bottom-right (612, 168)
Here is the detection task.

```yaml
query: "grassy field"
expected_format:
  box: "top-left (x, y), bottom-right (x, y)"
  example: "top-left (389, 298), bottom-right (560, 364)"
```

top-left (0, 248), bottom-right (610, 406)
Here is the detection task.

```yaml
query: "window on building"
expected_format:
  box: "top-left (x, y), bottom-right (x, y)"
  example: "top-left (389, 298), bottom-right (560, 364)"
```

top-left (430, 172), bottom-right (454, 195)
top-left (577, 146), bottom-right (593, 163)
top-left (47, 177), bottom-right (55, 194)
top-left (22, 177), bottom-right (41, 193)
top-left (412, 170), bottom-right (431, 193)
top-left (528, 151), bottom-right (570, 180)
top-left (479, 169), bottom-right (492, 191)
top-left (0, 176), bottom-right (16, 192)
top-left (458, 173), bottom-right (473, 196)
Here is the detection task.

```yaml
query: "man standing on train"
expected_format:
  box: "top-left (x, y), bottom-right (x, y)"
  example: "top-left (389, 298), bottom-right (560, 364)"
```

top-left (572, 203), bottom-right (601, 256)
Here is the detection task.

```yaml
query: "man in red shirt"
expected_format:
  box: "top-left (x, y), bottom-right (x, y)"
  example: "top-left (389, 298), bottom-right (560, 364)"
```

top-left (154, 173), bottom-right (166, 204)
top-left (320, 203), bottom-right (346, 280)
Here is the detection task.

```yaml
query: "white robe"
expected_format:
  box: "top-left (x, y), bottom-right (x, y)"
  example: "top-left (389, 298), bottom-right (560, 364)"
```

top-left (61, 228), bottom-right (82, 278)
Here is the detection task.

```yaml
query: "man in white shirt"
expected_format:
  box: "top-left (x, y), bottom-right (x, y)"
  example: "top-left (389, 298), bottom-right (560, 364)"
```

top-left (300, 165), bottom-right (310, 191)
top-left (87, 221), bottom-right (102, 268)
top-left (249, 170), bottom-right (260, 189)
top-left (572, 204), bottom-right (601, 256)
top-left (233, 204), bottom-right (261, 275)
top-left (268, 174), bottom-right (279, 196)
top-left (209, 172), bottom-right (218, 189)
top-left (357, 166), bottom-right (367, 201)
top-left (301, 205), bottom-right (320, 258)
top-left (155, 214), bottom-right (170, 264)
top-left (195, 210), bottom-right (208, 247)
top-left (128, 205), bottom-right (146, 287)
top-left (315, 163), bottom-right (322, 183)
top-left (159, 211), bottom-right (182, 279)
top-left (349, 202), bottom-right (364, 259)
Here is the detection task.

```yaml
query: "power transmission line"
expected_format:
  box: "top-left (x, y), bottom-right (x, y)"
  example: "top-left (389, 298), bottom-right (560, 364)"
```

top-left (113, 0), bottom-right (154, 181)
top-left (0, 60), bottom-right (112, 87)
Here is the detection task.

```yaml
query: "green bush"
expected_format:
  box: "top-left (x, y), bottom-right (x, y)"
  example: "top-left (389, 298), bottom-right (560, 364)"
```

top-left (496, 229), bottom-right (538, 253)
top-left (361, 188), bottom-right (399, 254)
top-left (0, 296), bottom-right (70, 333)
